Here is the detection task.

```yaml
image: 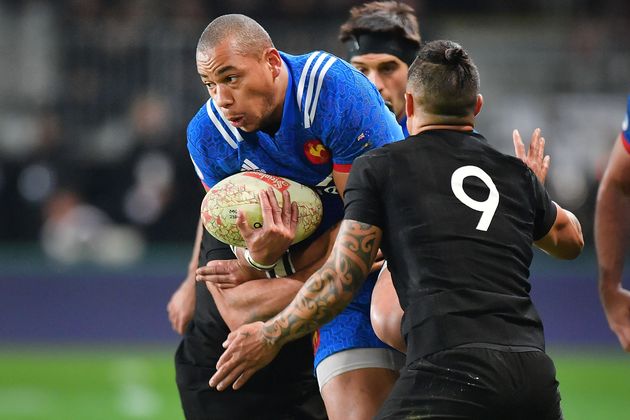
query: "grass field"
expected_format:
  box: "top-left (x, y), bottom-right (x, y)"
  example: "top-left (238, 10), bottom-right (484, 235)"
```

top-left (0, 347), bottom-right (628, 420)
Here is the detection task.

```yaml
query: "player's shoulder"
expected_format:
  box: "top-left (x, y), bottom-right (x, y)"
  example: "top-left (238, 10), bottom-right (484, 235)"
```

top-left (187, 99), bottom-right (244, 155)
top-left (284, 50), bottom-right (369, 108)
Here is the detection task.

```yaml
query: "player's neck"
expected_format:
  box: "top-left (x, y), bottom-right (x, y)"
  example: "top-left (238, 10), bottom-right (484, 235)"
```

top-left (415, 124), bottom-right (474, 134)
top-left (409, 113), bottom-right (475, 135)
top-left (262, 61), bottom-right (289, 136)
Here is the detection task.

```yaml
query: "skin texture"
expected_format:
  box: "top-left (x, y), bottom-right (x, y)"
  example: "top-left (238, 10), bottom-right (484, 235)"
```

top-left (351, 53), bottom-right (408, 121)
top-left (595, 135), bottom-right (630, 351)
top-left (196, 40), bottom-right (287, 133)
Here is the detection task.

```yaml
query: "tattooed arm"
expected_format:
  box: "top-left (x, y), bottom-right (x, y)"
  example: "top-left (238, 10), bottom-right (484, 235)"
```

top-left (208, 219), bottom-right (382, 391)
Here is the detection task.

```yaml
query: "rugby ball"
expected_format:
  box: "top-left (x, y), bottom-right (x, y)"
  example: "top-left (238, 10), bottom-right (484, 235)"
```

top-left (201, 172), bottom-right (323, 247)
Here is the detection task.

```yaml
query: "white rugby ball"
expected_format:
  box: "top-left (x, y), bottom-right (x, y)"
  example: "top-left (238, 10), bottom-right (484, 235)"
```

top-left (201, 172), bottom-right (323, 247)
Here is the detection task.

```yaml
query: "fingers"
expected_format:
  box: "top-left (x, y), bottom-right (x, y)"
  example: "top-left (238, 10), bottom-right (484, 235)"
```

top-left (512, 129), bottom-right (525, 160)
top-left (209, 359), bottom-right (245, 391)
top-left (259, 188), bottom-right (281, 226)
top-left (541, 155), bottom-right (551, 182)
top-left (196, 261), bottom-right (234, 284)
top-left (528, 128), bottom-right (541, 160)
top-left (281, 190), bottom-right (292, 227)
top-left (236, 209), bottom-right (252, 238)
top-left (290, 201), bottom-right (298, 233)
top-left (233, 369), bottom-right (256, 390)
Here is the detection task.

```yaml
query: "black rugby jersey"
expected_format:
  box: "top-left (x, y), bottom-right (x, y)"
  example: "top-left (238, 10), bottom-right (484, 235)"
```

top-left (343, 129), bottom-right (557, 362)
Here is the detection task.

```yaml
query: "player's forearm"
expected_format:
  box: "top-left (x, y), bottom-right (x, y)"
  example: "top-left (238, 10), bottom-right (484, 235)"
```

top-left (207, 278), bottom-right (304, 330)
top-left (595, 179), bottom-right (630, 291)
top-left (187, 218), bottom-right (204, 275)
top-left (535, 204), bottom-right (583, 260)
top-left (262, 220), bottom-right (380, 348)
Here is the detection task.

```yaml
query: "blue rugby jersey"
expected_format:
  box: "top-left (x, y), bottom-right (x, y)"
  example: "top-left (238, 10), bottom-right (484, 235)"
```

top-left (187, 50), bottom-right (403, 236)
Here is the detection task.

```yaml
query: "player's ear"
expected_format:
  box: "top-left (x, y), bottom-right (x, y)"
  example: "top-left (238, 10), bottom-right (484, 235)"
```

top-left (405, 92), bottom-right (415, 118)
top-left (264, 48), bottom-right (282, 79)
top-left (474, 94), bottom-right (483, 116)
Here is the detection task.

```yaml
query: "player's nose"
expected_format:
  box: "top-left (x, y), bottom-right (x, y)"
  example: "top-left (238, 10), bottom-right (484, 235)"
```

top-left (214, 85), bottom-right (234, 108)
top-left (367, 71), bottom-right (384, 92)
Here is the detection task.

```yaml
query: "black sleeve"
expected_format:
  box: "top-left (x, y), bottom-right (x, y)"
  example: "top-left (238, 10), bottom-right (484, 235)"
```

top-left (198, 229), bottom-right (235, 267)
top-left (342, 150), bottom-right (386, 228)
top-left (530, 171), bottom-right (558, 241)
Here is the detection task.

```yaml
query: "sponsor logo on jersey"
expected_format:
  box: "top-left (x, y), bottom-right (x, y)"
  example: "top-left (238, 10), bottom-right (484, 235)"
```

top-left (312, 329), bottom-right (320, 354)
top-left (304, 139), bottom-right (331, 164)
top-left (243, 172), bottom-right (290, 192)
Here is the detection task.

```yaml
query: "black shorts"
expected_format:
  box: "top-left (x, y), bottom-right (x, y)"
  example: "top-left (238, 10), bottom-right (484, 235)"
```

top-left (376, 346), bottom-right (563, 420)
top-left (175, 336), bottom-right (327, 420)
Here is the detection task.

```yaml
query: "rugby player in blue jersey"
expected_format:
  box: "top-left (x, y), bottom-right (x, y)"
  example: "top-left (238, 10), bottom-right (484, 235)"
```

top-left (169, 14), bottom-right (406, 420)
top-left (596, 94), bottom-right (630, 352)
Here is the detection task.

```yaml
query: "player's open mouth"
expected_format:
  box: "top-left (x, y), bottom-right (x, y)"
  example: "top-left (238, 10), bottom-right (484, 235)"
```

top-left (227, 116), bottom-right (244, 126)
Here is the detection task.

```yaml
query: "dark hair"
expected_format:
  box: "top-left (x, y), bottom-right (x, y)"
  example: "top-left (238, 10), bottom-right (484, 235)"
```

top-left (339, 1), bottom-right (421, 46)
top-left (407, 40), bottom-right (480, 117)
top-left (197, 14), bottom-right (273, 57)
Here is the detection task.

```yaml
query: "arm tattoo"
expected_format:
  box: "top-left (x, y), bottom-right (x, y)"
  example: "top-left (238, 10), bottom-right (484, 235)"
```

top-left (261, 220), bottom-right (382, 347)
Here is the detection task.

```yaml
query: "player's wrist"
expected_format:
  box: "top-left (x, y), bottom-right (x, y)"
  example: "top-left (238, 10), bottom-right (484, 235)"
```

top-left (244, 249), bottom-right (278, 271)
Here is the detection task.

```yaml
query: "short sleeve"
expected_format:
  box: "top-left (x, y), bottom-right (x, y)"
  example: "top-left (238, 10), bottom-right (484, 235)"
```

top-left (310, 59), bottom-right (403, 173)
top-left (187, 107), bottom-right (222, 189)
top-left (530, 171), bottom-right (558, 241)
top-left (343, 150), bottom-right (387, 228)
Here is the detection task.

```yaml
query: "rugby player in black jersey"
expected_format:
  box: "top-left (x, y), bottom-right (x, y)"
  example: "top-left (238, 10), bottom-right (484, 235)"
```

top-left (209, 40), bottom-right (584, 419)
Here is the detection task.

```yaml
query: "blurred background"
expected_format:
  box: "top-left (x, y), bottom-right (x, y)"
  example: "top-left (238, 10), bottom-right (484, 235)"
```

top-left (1, 0), bottom-right (629, 419)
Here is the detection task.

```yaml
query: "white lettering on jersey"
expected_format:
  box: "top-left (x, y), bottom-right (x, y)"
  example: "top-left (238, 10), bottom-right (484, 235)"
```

top-left (450, 165), bottom-right (499, 231)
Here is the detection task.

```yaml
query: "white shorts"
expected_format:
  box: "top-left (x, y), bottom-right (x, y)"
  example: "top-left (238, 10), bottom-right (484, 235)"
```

top-left (315, 347), bottom-right (405, 390)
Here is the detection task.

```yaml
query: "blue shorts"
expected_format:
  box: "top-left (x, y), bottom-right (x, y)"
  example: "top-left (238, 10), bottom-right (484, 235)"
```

top-left (313, 270), bottom-right (390, 368)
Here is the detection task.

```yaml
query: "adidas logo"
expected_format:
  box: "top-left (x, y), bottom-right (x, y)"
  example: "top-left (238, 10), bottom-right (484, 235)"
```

top-left (241, 159), bottom-right (266, 173)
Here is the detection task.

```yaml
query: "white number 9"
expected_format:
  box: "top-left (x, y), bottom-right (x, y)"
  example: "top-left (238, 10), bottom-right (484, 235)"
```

top-left (450, 166), bottom-right (499, 231)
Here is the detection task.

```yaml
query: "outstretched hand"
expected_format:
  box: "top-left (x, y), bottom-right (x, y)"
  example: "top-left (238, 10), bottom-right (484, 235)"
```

top-left (237, 188), bottom-right (298, 266)
top-left (513, 128), bottom-right (550, 184)
top-left (209, 321), bottom-right (280, 391)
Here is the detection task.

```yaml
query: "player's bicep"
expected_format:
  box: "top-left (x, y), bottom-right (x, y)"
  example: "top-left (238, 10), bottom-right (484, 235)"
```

top-left (601, 135), bottom-right (630, 194)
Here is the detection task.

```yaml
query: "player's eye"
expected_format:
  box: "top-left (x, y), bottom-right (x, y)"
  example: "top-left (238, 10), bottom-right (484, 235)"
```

top-left (380, 63), bottom-right (399, 74)
top-left (226, 75), bottom-right (238, 84)
top-left (205, 82), bottom-right (216, 90)
top-left (354, 66), bottom-right (368, 75)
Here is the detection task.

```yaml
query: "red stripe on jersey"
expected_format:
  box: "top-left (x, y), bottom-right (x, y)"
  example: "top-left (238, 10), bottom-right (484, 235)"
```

top-left (333, 163), bottom-right (352, 173)
top-left (202, 181), bottom-right (210, 191)
top-left (622, 133), bottom-right (630, 155)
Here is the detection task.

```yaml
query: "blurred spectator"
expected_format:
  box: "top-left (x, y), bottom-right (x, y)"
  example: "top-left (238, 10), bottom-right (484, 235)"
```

top-left (0, 0), bottom-right (628, 265)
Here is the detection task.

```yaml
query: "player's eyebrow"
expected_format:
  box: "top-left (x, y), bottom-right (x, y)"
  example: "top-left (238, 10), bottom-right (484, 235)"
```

top-left (215, 65), bottom-right (237, 76)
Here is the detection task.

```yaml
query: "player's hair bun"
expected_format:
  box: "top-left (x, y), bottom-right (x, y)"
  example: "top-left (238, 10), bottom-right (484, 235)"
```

top-left (444, 46), bottom-right (467, 64)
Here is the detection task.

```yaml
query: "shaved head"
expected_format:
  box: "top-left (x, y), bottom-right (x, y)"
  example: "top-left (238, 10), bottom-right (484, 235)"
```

top-left (197, 14), bottom-right (274, 58)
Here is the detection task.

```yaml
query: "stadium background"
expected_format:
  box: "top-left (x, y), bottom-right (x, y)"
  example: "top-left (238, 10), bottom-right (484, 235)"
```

top-left (1, 0), bottom-right (629, 419)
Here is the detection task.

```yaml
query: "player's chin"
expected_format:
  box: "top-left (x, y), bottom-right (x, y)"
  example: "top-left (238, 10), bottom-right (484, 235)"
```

top-left (238, 119), bottom-right (259, 132)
